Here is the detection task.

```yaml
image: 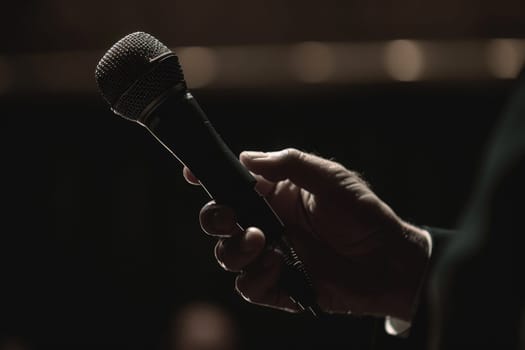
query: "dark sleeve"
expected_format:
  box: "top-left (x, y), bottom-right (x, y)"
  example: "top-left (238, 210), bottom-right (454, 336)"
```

top-left (392, 226), bottom-right (452, 346)
top-left (378, 69), bottom-right (525, 349)
top-left (422, 69), bottom-right (525, 349)
top-left (374, 227), bottom-right (455, 349)
top-left (402, 227), bottom-right (455, 347)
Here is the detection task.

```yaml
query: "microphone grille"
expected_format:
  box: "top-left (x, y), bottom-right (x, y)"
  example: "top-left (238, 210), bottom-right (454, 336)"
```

top-left (95, 32), bottom-right (186, 120)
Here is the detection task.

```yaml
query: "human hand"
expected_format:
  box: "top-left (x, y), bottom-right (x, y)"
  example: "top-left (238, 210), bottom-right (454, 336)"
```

top-left (183, 149), bottom-right (431, 321)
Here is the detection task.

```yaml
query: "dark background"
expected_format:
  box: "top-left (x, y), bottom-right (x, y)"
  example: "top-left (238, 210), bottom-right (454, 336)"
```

top-left (0, 1), bottom-right (523, 349)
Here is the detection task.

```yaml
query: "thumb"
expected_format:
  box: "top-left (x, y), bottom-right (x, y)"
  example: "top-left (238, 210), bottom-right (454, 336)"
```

top-left (240, 148), bottom-right (348, 195)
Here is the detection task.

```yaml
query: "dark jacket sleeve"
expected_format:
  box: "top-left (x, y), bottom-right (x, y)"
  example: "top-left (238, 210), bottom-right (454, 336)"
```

top-left (381, 68), bottom-right (525, 349)
top-left (423, 69), bottom-right (525, 349)
top-left (374, 227), bottom-right (455, 349)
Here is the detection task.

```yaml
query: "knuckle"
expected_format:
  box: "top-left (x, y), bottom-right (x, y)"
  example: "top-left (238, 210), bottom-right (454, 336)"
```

top-left (331, 163), bottom-right (352, 183)
top-left (283, 148), bottom-right (309, 172)
top-left (284, 148), bottom-right (303, 162)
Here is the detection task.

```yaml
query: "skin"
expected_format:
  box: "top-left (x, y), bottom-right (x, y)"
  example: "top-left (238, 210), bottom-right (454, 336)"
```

top-left (183, 148), bottom-right (431, 321)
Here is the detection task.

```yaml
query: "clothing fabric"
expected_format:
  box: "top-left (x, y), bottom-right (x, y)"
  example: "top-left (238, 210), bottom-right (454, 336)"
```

top-left (383, 70), bottom-right (525, 349)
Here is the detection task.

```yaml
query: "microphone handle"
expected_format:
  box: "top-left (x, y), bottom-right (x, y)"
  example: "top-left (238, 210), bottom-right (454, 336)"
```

top-left (141, 89), bottom-right (319, 315)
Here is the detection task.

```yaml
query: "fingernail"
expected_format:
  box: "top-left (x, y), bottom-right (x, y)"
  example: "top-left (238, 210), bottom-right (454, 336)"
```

top-left (243, 150), bottom-right (287, 160)
top-left (242, 151), bottom-right (268, 160)
top-left (266, 150), bottom-right (288, 158)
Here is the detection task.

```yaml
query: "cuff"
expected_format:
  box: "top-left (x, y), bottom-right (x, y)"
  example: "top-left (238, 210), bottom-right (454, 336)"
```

top-left (384, 227), bottom-right (433, 337)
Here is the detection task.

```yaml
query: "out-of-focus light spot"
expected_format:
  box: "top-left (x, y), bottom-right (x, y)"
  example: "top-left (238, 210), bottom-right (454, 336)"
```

top-left (289, 42), bottom-right (335, 83)
top-left (486, 39), bottom-right (525, 79)
top-left (172, 302), bottom-right (238, 350)
top-left (0, 337), bottom-right (29, 350)
top-left (384, 40), bottom-right (424, 81)
top-left (0, 57), bottom-right (12, 94)
top-left (176, 46), bottom-right (217, 88)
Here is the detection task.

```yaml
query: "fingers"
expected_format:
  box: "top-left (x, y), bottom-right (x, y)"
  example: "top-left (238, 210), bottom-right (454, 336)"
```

top-left (196, 190), bottom-right (299, 312)
top-left (250, 173), bottom-right (277, 197)
top-left (235, 251), bottom-right (299, 312)
top-left (214, 227), bottom-right (265, 272)
top-left (215, 231), bottom-right (298, 312)
top-left (240, 148), bottom-right (349, 195)
top-left (183, 166), bottom-right (200, 185)
top-left (185, 148), bottom-right (352, 196)
top-left (199, 202), bottom-right (267, 272)
top-left (184, 165), bottom-right (277, 197)
top-left (199, 202), bottom-right (240, 237)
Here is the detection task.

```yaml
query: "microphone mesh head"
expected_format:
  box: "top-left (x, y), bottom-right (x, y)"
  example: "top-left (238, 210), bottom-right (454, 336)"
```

top-left (95, 32), bottom-right (186, 121)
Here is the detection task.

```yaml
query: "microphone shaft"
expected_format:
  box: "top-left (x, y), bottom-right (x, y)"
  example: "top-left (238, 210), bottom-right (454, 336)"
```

top-left (143, 91), bottom-right (284, 243)
top-left (140, 89), bottom-right (318, 314)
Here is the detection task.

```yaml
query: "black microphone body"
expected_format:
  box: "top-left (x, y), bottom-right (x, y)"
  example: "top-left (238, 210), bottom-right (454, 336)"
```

top-left (142, 86), bottom-right (317, 312)
top-left (143, 88), bottom-right (284, 245)
top-left (95, 32), bottom-right (319, 315)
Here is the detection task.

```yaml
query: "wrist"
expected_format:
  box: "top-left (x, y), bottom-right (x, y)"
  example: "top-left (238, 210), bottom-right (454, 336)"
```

top-left (384, 222), bottom-right (432, 321)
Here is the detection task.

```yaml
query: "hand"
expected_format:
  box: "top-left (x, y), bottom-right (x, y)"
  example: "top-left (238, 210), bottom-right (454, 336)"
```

top-left (183, 148), bottom-right (431, 320)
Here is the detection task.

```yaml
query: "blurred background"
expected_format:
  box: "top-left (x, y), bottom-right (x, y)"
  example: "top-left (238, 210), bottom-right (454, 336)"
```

top-left (1, 0), bottom-right (524, 349)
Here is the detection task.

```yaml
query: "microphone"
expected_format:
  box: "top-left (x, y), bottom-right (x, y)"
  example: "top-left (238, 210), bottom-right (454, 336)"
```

top-left (95, 32), bottom-right (320, 315)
